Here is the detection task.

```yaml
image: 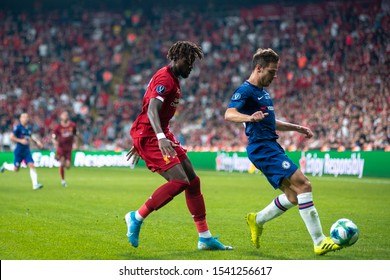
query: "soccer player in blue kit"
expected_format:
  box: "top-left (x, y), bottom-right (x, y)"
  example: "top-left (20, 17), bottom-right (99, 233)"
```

top-left (1, 113), bottom-right (44, 190)
top-left (224, 48), bottom-right (342, 255)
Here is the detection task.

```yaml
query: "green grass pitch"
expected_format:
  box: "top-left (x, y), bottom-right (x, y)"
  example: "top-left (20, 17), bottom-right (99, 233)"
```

top-left (0, 167), bottom-right (389, 260)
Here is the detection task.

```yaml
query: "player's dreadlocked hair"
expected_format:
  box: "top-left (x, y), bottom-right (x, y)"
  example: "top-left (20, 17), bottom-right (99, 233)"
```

top-left (252, 48), bottom-right (279, 69)
top-left (167, 41), bottom-right (203, 64)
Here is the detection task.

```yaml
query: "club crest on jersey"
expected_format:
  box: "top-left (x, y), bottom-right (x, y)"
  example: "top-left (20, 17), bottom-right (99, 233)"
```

top-left (282, 161), bottom-right (291, 169)
top-left (156, 85), bottom-right (166, 95)
top-left (232, 93), bottom-right (241, 100)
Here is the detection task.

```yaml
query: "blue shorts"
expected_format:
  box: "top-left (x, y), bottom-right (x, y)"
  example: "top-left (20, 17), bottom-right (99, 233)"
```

top-left (14, 148), bottom-right (34, 168)
top-left (247, 140), bottom-right (298, 189)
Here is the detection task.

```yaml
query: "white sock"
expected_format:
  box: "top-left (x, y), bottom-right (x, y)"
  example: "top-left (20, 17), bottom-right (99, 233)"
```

top-left (3, 163), bottom-right (15, 171)
top-left (199, 230), bottom-right (212, 238)
top-left (29, 168), bottom-right (38, 186)
top-left (256, 194), bottom-right (295, 225)
top-left (297, 192), bottom-right (326, 245)
top-left (135, 211), bottom-right (144, 221)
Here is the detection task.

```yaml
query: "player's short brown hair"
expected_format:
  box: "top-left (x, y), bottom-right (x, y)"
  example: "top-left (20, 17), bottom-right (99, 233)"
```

top-left (252, 48), bottom-right (279, 69)
top-left (167, 41), bottom-right (203, 64)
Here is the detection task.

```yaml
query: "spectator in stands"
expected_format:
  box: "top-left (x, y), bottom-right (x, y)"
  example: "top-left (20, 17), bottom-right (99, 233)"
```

top-left (0, 1), bottom-right (388, 152)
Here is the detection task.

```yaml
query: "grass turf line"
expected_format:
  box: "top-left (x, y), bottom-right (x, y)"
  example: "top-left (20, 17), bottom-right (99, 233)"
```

top-left (0, 167), bottom-right (389, 260)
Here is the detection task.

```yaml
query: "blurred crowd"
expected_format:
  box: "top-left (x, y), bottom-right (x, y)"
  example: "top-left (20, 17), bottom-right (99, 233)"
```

top-left (0, 0), bottom-right (389, 152)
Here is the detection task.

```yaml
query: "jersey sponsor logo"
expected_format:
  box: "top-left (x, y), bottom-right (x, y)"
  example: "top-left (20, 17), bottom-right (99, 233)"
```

top-left (61, 131), bottom-right (72, 137)
top-left (156, 85), bottom-right (166, 95)
top-left (60, 128), bottom-right (74, 138)
top-left (232, 93), bottom-right (241, 100)
top-left (282, 161), bottom-right (291, 169)
top-left (260, 106), bottom-right (274, 111)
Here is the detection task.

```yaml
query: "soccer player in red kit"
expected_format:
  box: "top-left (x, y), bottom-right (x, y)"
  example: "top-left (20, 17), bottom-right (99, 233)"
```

top-left (126, 41), bottom-right (232, 250)
top-left (52, 111), bottom-right (78, 187)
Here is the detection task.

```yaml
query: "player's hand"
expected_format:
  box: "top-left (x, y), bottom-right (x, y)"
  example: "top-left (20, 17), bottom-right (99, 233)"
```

top-left (297, 126), bottom-right (314, 139)
top-left (19, 139), bottom-right (29, 145)
top-left (158, 138), bottom-right (178, 160)
top-left (126, 146), bottom-right (140, 165)
top-left (37, 142), bottom-right (43, 149)
top-left (250, 111), bottom-right (269, 122)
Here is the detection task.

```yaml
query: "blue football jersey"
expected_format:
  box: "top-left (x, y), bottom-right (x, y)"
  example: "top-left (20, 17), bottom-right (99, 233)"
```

top-left (13, 123), bottom-right (33, 150)
top-left (227, 81), bottom-right (278, 143)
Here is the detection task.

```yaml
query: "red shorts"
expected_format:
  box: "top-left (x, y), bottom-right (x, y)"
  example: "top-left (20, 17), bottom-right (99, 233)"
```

top-left (56, 147), bottom-right (72, 161)
top-left (133, 132), bottom-right (187, 173)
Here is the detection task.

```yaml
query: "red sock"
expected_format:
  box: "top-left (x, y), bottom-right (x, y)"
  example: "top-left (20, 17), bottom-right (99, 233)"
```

top-left (185, 176), bottom-right (208, 233)
top-left (138, 204), bottom-right (152, 219)
top-left (194, 220), bottom-right (209, 233)
top-left (60, 166), bottom-right (64, 180)
top-left (144, 179), bottom-right (189, 212)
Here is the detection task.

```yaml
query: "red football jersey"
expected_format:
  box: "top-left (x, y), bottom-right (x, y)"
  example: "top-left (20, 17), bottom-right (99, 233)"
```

top-left (130, 65), bottom-right (181, 138)
top-left (53, 122), bottom-right (77, 149)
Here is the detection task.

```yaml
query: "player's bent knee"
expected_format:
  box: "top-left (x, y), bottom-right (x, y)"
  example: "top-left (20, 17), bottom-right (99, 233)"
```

top-left (291, 171), bottom-right (312, 193)
top-left (186, 175), bottom-right (201, 196)
top-left (147, 180), bottom-right (190, 211)
top-left (169, 179), bottom-right (190, 195)
top-left (300, 179), bottom-right (312, 193)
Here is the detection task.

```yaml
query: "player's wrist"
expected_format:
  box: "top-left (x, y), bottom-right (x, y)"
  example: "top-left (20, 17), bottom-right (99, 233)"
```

top-left (156, 133), bottom-right (166, 140)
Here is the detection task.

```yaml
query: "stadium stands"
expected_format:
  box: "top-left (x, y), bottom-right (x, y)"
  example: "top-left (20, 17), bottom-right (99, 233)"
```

top-left (0, 0), bottom-right (388, 151)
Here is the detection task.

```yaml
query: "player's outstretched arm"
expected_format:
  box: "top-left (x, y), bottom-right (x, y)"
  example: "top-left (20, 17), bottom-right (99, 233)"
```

top-left (276, 119), bottom-right (313, 139)
top-left (225, 108), bottom-right (268, 123)
top-left (147, 98), bottom-right (177, 159)
top-left (51, 133), bottom-right (58, 148)
top-left (31, 134), bottom-right (43, 149)
top-left (75, 131), bottom-right (82, 150)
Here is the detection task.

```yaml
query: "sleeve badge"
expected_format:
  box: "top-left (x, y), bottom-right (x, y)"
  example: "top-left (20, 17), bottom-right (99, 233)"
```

top-left (156, 85), bottom-right (166, 95)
